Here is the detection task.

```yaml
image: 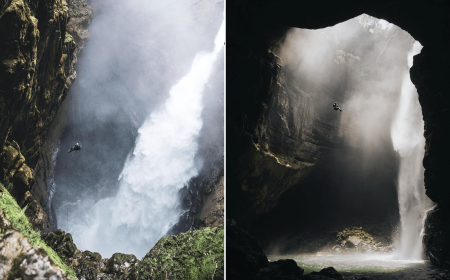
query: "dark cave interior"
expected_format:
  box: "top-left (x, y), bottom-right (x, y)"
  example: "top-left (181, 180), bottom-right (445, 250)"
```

top-left (226, 0), bottom-right (450, 276)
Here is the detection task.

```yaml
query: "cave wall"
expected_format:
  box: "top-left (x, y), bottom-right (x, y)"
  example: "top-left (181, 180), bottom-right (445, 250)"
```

top-left (0, 0), bottom-right (92, 232)
top-left (227, 0), bottom-right (450, 268)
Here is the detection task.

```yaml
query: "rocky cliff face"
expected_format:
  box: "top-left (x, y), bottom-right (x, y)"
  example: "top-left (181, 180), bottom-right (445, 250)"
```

top-left (0, 0), bottom-right (92, 232)
top-left (227, 0), bottom-right (450, 268)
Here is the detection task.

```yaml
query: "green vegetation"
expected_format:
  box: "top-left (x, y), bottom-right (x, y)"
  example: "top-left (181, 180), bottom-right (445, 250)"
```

top-left (124, 225), bottom-right (224, 280)
top-left (64, 33), bottom-right (73, 42)
top-left (0, 184), bottom-right (78, 279)
top-left (110, 252), bottom-right (136, 264)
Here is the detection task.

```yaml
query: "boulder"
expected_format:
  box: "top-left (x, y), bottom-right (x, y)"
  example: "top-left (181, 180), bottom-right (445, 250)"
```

top-left (0, 230), bottom-right (69, 279)
top-left (304, 267), bottom-right (343, 280)
top-left (227, 221), bottom-right (304, 280)
top-left (106, 252), bottom-right (139, 278)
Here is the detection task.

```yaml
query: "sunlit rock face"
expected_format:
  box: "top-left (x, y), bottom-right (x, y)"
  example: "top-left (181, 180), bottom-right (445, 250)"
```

top-left (0, 0), bottom-right (92, 232)
top-left (227, 0), bottom-right (450, 268)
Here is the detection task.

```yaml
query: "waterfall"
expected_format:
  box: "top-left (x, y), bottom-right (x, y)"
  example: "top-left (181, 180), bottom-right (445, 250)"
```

top-left (391, 41), bottom-right (433, 260)
top-left (65, 19), bottom-right (224, 258)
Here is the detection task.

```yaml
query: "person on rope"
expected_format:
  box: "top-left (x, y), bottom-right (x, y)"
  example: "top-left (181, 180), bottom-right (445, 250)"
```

top-left (68, 143), bottom-right (81, 153)
top-left (333, 102), bottom-right (343, 112)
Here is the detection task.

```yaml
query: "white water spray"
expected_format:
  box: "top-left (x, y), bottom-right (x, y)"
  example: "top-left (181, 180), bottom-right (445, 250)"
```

top-left (391, 41), bottom-right (433, 260)
top-left (64, 20), bottom-right (224, 258)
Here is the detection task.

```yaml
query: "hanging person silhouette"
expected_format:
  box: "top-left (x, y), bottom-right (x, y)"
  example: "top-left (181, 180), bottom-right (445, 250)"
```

top-left (333, 102), bottom-right (343, 112)
top-left (68, 143), bottom-right (82, 153)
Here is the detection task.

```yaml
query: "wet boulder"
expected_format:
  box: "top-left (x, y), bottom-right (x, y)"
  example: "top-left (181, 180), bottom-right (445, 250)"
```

top-left (106, 252), bottom-right (139, 278)
top-left (423, 207), bottom-right (450, 269)
top-left (303, 267), bottom-right (343, 280)
top-left (257, 259), bottom-right (304, 279)
top-left (227, 221), bottom-right (269, 278)
top-left (227, 221), bottom-right (304, 280)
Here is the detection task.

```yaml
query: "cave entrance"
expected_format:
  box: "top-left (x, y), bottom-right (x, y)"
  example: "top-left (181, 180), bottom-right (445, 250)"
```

top-left (251, 15), bottom-right (434, 274)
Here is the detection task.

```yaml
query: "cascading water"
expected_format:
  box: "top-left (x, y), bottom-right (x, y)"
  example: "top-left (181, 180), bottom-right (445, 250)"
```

top-left (391, 41), bottom-right (434, 260)
top-left (63, 19), bottom-right (224, 258)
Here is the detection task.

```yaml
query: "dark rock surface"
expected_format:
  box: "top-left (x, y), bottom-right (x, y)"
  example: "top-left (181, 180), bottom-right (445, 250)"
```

top-left (303, 267), bottom-right (344, 280)
top-left (227, 221), bottom-right (304, 280)
top-left (423, 207), bottom-right (450, 269)
top-left (227, 0), bottom-right (450, 269)
top-left (0, 0), bottom-right (92, 232)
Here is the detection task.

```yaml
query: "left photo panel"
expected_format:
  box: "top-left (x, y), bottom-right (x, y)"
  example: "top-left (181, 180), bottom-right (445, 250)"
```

top-left (0, 0), bottom-right (224, 278)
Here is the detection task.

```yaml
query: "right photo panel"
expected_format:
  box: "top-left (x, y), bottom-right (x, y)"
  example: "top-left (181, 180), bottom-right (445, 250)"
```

top-left (226, 1), bottom-right (450, 279)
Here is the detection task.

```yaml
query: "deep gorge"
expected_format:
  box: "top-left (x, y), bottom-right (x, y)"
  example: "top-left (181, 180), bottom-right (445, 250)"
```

top-left (0, 0), bottom-right (224, 279)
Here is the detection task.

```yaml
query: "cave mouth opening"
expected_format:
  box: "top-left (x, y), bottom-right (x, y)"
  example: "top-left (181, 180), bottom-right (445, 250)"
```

top-left (252, 14), bottom-right (434, 272)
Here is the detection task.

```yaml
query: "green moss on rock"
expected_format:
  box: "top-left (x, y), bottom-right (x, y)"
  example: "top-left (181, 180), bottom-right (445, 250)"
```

top-left (123, 225), bottom-right (224, 280)
top-left (42, 229), bottom-right (78, 262)
top-left (0, 185), bottom-right (78, 279)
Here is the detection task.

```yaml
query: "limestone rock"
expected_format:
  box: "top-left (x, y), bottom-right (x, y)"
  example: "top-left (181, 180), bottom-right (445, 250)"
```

top-left (330, 227), bottom-right (393, 253)
top-left (0, 229), bottom-right (69, 279)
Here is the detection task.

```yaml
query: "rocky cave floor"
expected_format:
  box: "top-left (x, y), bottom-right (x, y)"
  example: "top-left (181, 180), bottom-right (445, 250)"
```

top-left (228, 222), bottom-right (450, 280)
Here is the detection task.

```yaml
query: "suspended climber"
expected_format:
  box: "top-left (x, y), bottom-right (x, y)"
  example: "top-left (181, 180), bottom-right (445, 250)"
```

top-left (68, 143), bottom-right (82, 153)
top-left (333, 102), bottom-right (343, 112)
